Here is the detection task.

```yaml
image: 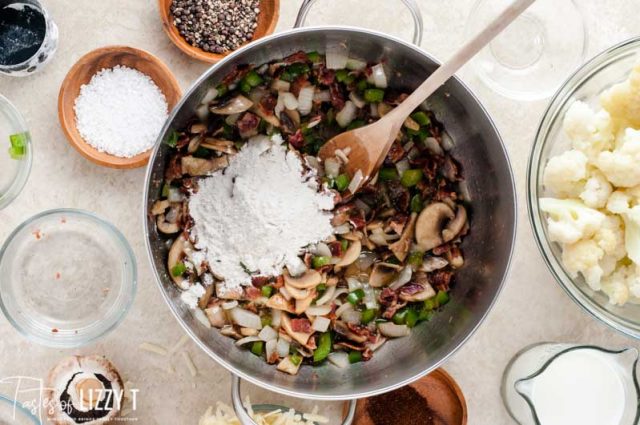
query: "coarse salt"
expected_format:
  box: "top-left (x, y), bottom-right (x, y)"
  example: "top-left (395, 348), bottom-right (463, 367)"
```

top-left (74, 65), bottom-right (168, 158)
top-left (189, 135), bottom-right (334, 291)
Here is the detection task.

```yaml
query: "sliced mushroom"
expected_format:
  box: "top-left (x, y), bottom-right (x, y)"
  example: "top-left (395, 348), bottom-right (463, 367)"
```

top-left (334, 320), bottom-right (367, 343)
top-left (284, 269), bottom-right (322, 289)
top-left (419, 256), bottom-right (449, 272)
top-left (251, 105), bottom-right (280, 127)
top-left (221, 325), bottom-right (242, 339)
top-left (156, 214), bottom-right (180, 234)
top-left (198, 284), bottom-right (214, 309)
top-left (215, 283), bottom-right (243, 300)
top-left (189, 122), bottom-right (207, 134)
top-left (284, 283), bottom-right (310, 300)
top-left (335, 240), bottom-right (362, 268)
top-left (281, 313), bottom-right (313, 345)
top-left (389, 212), bottom-right (417, 261)
top-left (168, 235), bottom-right (190, 290)
top-left (266, 294), bottom-right (295, 313)
top-left (295, 289), bottom-right (317, 314)
top-left (447, 248), bottom-right (464, 269)
top-left (187, 133), bottom-right (203, 153)
top-left (415, 203), bottom-right (455, 251)
top-left (151, 200), bottom-right (170, 216)
top-left (399, 284), bottom-right (437, 302)
top-left (240, 327), bottom-right (259, 337)
top-left (204, 303), bottom-right (227, 328)
top-left (210, 95), bottom-right (253, 115)
top-left (181, 155), bottom-right (229, 176)
top-left (369, 262), bottom-right (401, 288)
top-left (201, 138), bottom-right (238, 154)
top-left (442, 205), bottom-right (468, 242)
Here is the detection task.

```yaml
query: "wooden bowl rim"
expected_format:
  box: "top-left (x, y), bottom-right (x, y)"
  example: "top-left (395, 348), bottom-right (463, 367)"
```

top-left (157, 0), bottom-right (280, 64)
top-left (58, 45), bottom-right (182, 169)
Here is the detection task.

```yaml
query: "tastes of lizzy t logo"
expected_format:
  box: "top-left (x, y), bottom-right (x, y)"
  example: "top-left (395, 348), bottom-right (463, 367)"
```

top-left (0, 376), bottom-right (140, 422)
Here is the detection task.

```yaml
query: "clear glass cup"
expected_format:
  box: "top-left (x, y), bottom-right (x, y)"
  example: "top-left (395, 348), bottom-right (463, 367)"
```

top-left (502, 343), bottom-right (639, 425)
top-left (0, 94), bottom-right (32, 210)
top-left (0, 393), bottom-right (40, 424)
top-left (465, 0), bottom-right (587, 100)
top-left (0, 0), bottom-right (58, 76)
top-left (528, 37), bottom-right (640, 339)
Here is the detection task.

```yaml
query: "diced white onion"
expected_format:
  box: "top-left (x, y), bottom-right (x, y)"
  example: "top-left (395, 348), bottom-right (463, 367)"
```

top-left (324, 157), bottom-right (341, 179)
top-left (346, 58), bottom-right (367, 70)
top-left (370, 103), bottom-right (379, 118)
top-left (265, 339), bottom-right (277, 360)
top-left (395, 158), bottom-right (410, 177)
top-left (312, 316), bottom-right (331, 333)
top-left (315, 285), bottom-right (337, 306)
top-left (306, 304), bottom-right (333, 316)
top-left (347, 277), bottom-right (363, 292)
top-left (371, 63), bottom-right (388, 88)
top-left (279, 286), bottom-right (292, 301)
top-left (201, 87), bottom-right (218, 105)
top-left (286, 257), bottom-right (307, 277)
top-left (335, 302), bottom-right (353, 318)
top-left (314, 90), bottom-right (331, 102)
top-left (441, 131), bottom-right (455, 151)
top-left (195, 104), bottom-right (209, 122)
top-left (424, 137), bottom-right (443, 155)
top-left (459, 181), bottom-right (472, 201)
top-left (275, 92), bottom-right (285, 118)
top-left (421, 256), bottom-right (449, 272)
top-left (357, 252), bottom-right (377, 271)
top-left (282, 92), bottom-right (299, 110)
top-left (336, 101), bottom-right (357, 128)
top-left (167, 187), bottom-right (184, 203)
top-left (389, 267), bottom-right (413, 290)
top-left (193, 308), bottom-right (212, 328)
top-left (328, 352), bottom-right (349, 368)
top-left (236, 336), bottom-right (262, 346)
top-left (363, 286), bottom-right (378, 309)
top-left (307, 116), bottom-right (322, 128)
top-left (222, 300), bottom-right (238, 310)
top-left (349, 91), bottom-right (366, 108)
top-left (276, 337), bottom-right (290, 357)
top-left (333, 223), bottom-right (351, 234)
top-left (297, 86), bottom-right (315, 116)
top-left (271, 309), bottom-right (282, 328)
top-left (316, 242), bottom-right (332, 258)
top-left (326, 44), bottom-right (349, 69)
top-left (271, 79), bottom-right (291, 92)
top-left (230, 308), bottom-right (262, 330)
top-left (258, 325), bottom-right (278, 342)
top-left (342, 309), bottom-right (362, 325)
top-left (331, 287), bottom-right (349, 302)
top-left (347, 169), bottom-right (364, 194)
top-left (378, 322), bottom-right (409, 338)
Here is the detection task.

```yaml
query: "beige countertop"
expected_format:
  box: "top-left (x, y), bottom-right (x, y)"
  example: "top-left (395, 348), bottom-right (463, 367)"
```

top-left (0, 0), bottom-right (638, 423)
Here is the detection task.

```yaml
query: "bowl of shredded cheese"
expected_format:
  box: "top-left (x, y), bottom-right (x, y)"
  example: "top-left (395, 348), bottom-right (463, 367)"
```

top-left (58, 45), bottom-right (182, 169)
top-left (529, 37), bottom-right (640, 339)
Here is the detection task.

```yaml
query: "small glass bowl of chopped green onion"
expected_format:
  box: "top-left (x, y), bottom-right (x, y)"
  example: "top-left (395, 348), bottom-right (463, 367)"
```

top-left (0, 95), bottom-right (32, 210)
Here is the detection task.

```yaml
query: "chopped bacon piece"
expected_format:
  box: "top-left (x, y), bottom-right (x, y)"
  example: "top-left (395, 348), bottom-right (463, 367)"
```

top-left (387, 180), bottom-right (410, 211)
top-left (291, 75), bottom-right (309, 97)
top-left (317, 66), bottom-right (336, 86)
top-left (222, 64), bottom-right (250, 85)
top-left (291, 318), bottom-right (312, 334)
top-left (362, 348), bottom-right (374, 361)
top-left (259, 94), bottom-right (277, 114)
top-left (347, 323), bottom-right (372, 339)
top-left (429, 270), bottom-right (453, 291)
top-left (283, 51), bottom-right (309, 64)
top-left (237, 112), bottom-right (260, 138)
top-left (274, 275), bottom-right (285, 289)
top-left (432, 243), bottom-right (452, 256)
top-left (387, 142), bottom-right (405, 163)
top-left (379, 287), bottom-right (406, 320)
top-left (329, 83), bottom-right (345, 110)
top-left (335, 341), bottom-right (365, 351)
top-left (288, 129), bottom-right (305, 149)
top-left (251, 276), bottom-right (270, 287)
top-left (245, 286), bottom-right (261, 300)
top-left (388, 214), bottom-right (408, 235)
top-left (164, 154), bottom-right (183, 181)
top-left (328, 241), bottom-right (343, 257)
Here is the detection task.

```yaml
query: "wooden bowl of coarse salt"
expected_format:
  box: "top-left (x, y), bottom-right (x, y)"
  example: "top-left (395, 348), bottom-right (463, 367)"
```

top-left (158, 0), bottom-right (280, 63)
top-left (58, 46), bottom-right (182, 169)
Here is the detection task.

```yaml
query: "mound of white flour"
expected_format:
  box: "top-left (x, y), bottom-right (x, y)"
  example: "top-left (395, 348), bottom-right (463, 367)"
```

top-left (189, 135), bottom-right (334, 290)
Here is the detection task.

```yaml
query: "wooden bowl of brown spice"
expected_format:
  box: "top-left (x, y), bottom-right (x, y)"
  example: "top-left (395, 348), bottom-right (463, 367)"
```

top-left (158, 0), bottom-right (280, 63)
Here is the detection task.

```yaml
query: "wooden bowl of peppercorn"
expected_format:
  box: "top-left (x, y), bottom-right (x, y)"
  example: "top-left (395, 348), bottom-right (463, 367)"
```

top-left (159, 0), bottom-right (280, 63)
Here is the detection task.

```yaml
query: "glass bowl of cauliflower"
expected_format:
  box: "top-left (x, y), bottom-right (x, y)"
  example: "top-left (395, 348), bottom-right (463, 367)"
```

top-left (529, 37), bottom-right (640, 338)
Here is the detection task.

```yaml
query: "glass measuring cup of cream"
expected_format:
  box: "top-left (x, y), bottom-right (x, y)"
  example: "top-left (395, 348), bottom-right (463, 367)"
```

top-left (502, 343), bottom-right (639, 425)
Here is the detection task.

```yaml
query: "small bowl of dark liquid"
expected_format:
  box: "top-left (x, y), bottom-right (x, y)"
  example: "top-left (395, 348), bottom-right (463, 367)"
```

top-left (0, 0), bottom-right (57, 76)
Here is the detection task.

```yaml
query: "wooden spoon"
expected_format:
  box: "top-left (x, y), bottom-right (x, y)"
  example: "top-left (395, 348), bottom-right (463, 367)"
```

top-left (319, 0), bottom-right (536, 192)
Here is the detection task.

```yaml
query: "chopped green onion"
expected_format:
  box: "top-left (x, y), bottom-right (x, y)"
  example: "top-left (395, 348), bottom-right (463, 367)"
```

top-left (307, 51), bottom-right (321, 63)
top-left (280, 70), bottom-right (293, 82)
top-left (161, 183), bottom-right (170, 198)
top-left (244, 70), bottom-right (263, 87)
top-left (379, 167), bottom-right (399, 181)
top-left (424, 298), bottom-right (437, 311)
top-left (361, 308), bottom-right (377, 324)
top-left (415, 128), bottom-right (429, 142)
top-left (400, 169), bottom-right (423, 187)
top-left (287, 63), bottom-right (310, 78)
top-left (316, 283), bottom-right (327, 293)
top-left (335, 174), bottom-right (350, 192)
top-left (335, 69), bottom-right (349, 83)
top-left (340, 239), bottom-right (349, 252)
top-left (251, 341), bottom-right (264, 356)
top-left (314, 332), bottom-right (332, 363)
top-left (312, 256), bottom-right (331, 269)
top-left (8, 132), bottom-right (27, 159)
top-left (346, 288), bottom-right (365, 305)
top-left (410, 194), bottom-right (423, 213)
top-left (392, 309), bottom-right (408, 325)
top-left (407, 251), bottom-right (424, 267)
top-left (326, 108), bottom-right (335, 124)
top-left (240, 79), bottom-right (252, 93)
top-left (193, 146), bottom-right (210, 158)
top-left (171, 262), bottom-right (187, 277)
top-left (436, 290), bottom-right (450, 306)
top-left (356, 79), bottom-right (368, 92)
top-left (418, 308), bottom-right (435, 322)
top-left (261, 285), bottom-right (273, 298)
top-left (347, 119), bottom-right (366, 130)
top-left (216, 84), bottom-right (228, 97)
top-left (348, 350), bottom-right (363, 364)
top-left (165, 130), bottom-right (179, 148)
top-left (261, 315), bottom-right (272, 327)
top-left (364, 88), bottom-right (385, 103)
top-left (406, 309), bottom-right (419, 328)
top-left (290, 353), bottom-right (303, 366)
top-left (411, 111), bottom-right (431, 126)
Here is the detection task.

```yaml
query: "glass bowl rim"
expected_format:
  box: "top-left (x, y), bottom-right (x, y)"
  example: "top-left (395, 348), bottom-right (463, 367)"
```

top-left (0, 94), bottom-right (32, 210)
top-left (527, 36), bottom-right (640, 340)
top-left (0, 208), bottom-right (138, 347)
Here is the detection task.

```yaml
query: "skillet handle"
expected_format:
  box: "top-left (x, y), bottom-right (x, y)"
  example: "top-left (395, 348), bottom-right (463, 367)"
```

top-left (293, 0), bottom-right (424, 46)
top-left (231, 374), bottom-right (357, 425)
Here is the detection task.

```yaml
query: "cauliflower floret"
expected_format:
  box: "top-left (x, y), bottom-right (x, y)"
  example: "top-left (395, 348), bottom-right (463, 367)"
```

top-left (563, 101), bottom-right (614, 159)
top-left (594, 215), bottom-right (626, 260)
top-left (562, 239), bottom-right (605, 290)
top-left (540, 198), bottom-right (606, 244)
top-left (543, 150), bottom-right (588, 196)
top-left (600, 265), bottom-right (631, 305)
top-left (601, 61), bottom-right (640, 128)
top-left (624, 206), bottom-right (640, 266)
top-left (579, 170), bottom-right (613, 208)
top-left (595, 128), bottom-right (640, 187)
top-left (606, 190), bottom-right (633, 214)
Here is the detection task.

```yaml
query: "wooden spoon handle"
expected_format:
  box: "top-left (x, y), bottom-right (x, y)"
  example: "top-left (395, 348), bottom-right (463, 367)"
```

top-left (390, 0), bottom-right (536, 121)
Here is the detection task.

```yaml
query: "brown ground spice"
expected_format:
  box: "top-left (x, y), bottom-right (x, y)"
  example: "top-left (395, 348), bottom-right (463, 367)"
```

top-left (366, 385), bottom-right (444, 425)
